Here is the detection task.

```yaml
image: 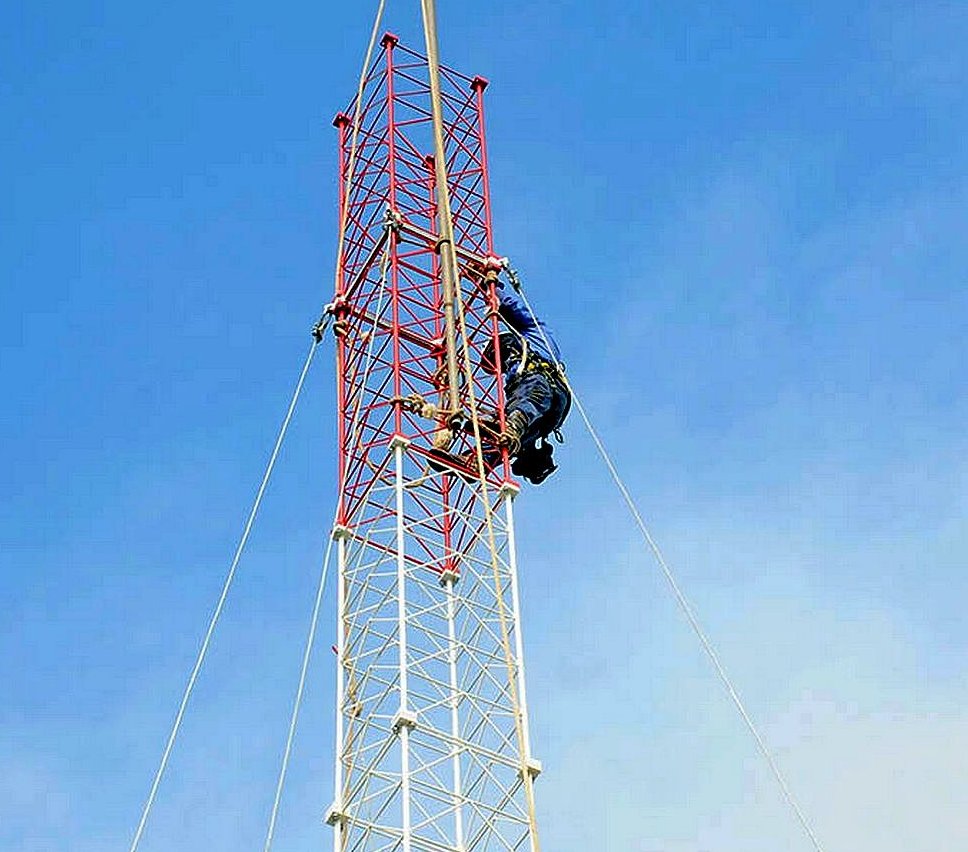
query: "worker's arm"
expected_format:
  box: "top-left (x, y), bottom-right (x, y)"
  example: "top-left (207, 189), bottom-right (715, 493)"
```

top-left (496, 284), bottom-right (538, 336)
top-left (496, 284), bottom-right (562, 362)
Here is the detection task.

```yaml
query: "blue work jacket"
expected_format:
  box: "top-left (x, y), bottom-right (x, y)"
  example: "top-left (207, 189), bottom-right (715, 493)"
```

top-left (497, 285), bottom-right (562, 365)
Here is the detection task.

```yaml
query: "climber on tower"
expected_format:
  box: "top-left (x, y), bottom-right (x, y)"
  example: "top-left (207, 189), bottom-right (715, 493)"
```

top-left (477, 256), bottom-right (571, 484)
top-left (427, 257), bottom-right (570, 484)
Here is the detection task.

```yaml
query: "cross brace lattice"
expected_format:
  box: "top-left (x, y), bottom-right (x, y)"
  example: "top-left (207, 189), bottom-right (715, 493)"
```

top-left (329, 35), bottom-right (540, 852)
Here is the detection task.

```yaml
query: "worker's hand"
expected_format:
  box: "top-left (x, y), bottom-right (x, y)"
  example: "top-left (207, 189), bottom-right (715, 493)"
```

top-left (486, 254), bottom-right (523, 292)
top-left (482, 255), bottom-right (503, 273)
top-left (478, 255), bottom-right (505, 292)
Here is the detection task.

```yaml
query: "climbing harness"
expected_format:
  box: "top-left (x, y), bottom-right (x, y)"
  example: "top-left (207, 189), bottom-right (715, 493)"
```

top-left (519, 352), bottom-right (567, 385)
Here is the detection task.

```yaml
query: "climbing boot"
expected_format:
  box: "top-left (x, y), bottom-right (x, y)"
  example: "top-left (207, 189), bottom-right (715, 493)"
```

top-left (428, 447), bottom-right (498, 483)
top-left (428, 447), bottom-right (477, 483)
top-left (499, 410), bottom-right (529, 457)
top-left (463, 413), bottom-right (503, 444)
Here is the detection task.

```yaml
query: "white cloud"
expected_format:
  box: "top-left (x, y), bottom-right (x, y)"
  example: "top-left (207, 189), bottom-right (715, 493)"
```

top-left (529, 528), bottom-right (968, 851)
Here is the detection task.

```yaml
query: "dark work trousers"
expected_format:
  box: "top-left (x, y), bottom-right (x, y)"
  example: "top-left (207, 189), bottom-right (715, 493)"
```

top-left (503, 369), bottom-right (570, 447)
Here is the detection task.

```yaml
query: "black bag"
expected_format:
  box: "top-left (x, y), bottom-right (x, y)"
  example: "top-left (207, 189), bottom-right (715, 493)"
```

top-left (511, 439), bottom-right (557, 485)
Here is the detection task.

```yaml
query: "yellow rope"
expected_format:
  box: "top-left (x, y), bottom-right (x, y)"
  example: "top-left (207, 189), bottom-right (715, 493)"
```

top-left (453, 278), bottom-right (543, 848)
top-left (419, 0), bottom-right (542, 845)
top-left (420, 0), bottom-right (463, 414)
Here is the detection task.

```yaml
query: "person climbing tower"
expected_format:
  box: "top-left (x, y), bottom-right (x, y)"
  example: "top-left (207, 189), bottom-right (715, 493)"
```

top-left (427, 256), bottom-right (570, 484)
top-left (478, 255), bottom-right (571, 484)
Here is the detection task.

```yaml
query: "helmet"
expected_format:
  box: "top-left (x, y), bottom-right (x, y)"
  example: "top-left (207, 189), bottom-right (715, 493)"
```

top-left (480, 332), bottom-right (522, 373)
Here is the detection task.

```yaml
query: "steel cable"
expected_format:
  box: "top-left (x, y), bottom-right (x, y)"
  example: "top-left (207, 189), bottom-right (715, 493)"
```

top-left (261, 4), bottom-right (391, 847)
top-left (512, 283), bottom-right (826, 852)
top-left (127, 338), bottom-right (319, 852)
top-left (128, 0), bottom-right (390, 827)
top-left (263, 244), bottom-right (392, 852)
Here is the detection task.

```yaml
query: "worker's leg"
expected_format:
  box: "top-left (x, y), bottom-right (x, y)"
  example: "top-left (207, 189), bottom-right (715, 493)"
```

top-left (510, 377), bottom-right (570, 485)
top-left (545, 379), bottom-right (571, 432)
top-left (503, 372), bottom-right (553, 447)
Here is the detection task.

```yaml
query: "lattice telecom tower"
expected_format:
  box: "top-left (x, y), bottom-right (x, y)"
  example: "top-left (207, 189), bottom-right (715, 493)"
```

top-left (325, 34), bottom-right (541, 852)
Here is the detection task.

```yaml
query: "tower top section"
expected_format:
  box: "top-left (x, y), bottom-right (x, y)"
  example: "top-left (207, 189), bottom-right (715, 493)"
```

top-left (331, 35), bottom-right (510, 527)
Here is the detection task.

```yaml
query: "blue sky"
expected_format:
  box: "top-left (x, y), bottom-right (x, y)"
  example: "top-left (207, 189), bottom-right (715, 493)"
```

top-left (2, 1), bottom-right (967, 850)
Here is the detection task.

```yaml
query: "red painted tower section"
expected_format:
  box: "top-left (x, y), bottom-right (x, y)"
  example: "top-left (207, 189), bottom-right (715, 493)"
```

top-left (332, 37), bottom-right (510, 519)
top-left (326, 36), bottom-right (540, 852)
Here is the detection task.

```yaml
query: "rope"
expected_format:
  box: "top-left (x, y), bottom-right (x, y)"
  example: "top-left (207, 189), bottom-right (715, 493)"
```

top-left (127, 339), bottom-right (319, 852)
top-left (419, 0), bottom-right (542, 843)
top-left (263, 236), bottom-right (393, 852)
top-left (420, 0), bottom-right (463, 415)
top-left (453, 288), bottom-right (543, 848)
top-left (261, 536), bottom-right (335, 852)
top-left (511, 284), bottom-right (826, 852)
top-left (262, 0), bottom-right (392, 817)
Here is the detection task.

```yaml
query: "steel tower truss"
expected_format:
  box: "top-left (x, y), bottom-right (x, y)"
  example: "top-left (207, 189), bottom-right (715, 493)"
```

top-left (326, 35), bottom-right (540, 852)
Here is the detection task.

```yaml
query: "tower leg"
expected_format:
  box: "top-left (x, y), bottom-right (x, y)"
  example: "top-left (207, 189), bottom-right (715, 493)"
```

top-left (444, 575), bottom-right (465, 849)
top-left (394, 438), bottom-right (413, 852)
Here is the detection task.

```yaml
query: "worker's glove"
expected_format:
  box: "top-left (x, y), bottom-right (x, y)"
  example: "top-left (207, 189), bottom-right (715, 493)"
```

top-left (478, 255), bottom-right (504, 291)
